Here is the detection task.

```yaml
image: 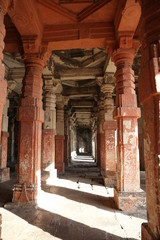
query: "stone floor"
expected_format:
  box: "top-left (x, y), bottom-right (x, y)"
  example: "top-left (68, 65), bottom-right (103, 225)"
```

top-left (0, 157), bottom-right (147, 240)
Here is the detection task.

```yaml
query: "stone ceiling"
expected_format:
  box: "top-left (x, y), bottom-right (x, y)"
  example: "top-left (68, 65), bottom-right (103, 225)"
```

top-left (3, 47), bottom-right (140, 128)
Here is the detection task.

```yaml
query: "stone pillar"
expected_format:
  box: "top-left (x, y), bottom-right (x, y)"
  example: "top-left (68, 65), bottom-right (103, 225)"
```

top-left (139, 1), bottom-right (160, 239)
top-left (42, 78), bottom-right (57, 185)
top-left (112, 45), bottom-right (144, 211)
top-left (0, 98), bottom-right (10, 181)
top-left (91, 113), bottom-right (97, 160)
top-left (0, 0), bottom-right (8, 142)
top-left (55, 100), bottom-right (65, 173)
top-left (64, 108), bottom-right (69, 166)
top-left (97, 97), bottom-right (105, 174)
top-left (101, 74), bottom-right (116, 187)
top-left (13, 56), bottom-right (44, 204)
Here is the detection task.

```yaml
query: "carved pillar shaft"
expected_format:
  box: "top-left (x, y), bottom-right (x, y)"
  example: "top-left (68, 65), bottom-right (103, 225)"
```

top-left (55, 102), bottom-right (65, 173)
top-left (101, 80), bottom-right (116, 186)
top-left (42, 86), bottom-right (57, 184)
top-left (0, 98), bottom-right (10, 181)
top-left (111, 48), bottom-right (144, 211)
top-left (97, 98), bottom-right (105, 171)
top-left (139, 1), bottom-right (160, 239)
top-left (64, 109), bottom-right (69, 166)
top-left (13, 57), bottom-right (44, 204)
top-left (112, 48), bottom-right (140, 192)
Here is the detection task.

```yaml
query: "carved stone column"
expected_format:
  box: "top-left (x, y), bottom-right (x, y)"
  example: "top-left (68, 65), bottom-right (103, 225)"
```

top-left (112, 43), bottom-right (144, 211)
top-left (97, 96), bottom-right (105, 172)
top-left (139, 1), bottom-right (160, 239)
top-left (13, 55), bottom-right (44, 204)
top-left (64, 108), bottom-right (69, 166)
top-left (101, 74), bottom-right (116, 187)
top-left (0, 98), bottom-right (10, 182)
top-left (0, 1), bottom-right (11, 237)
top-left (0, 0), bottom-right (9, 141)
top-left (55, 96), bottom-right (65, 173)
top-left (41, 77), bottom-right (57, 185)
top-left (91, 112), bottom-right (97, 161)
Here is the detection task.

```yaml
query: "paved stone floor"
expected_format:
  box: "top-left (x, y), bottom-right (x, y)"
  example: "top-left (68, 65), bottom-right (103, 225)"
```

top-left (0, 157), bottom-right (147, 240)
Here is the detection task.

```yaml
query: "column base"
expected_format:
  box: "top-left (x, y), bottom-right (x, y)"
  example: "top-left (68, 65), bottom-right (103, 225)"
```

top-left (142, 223), bottom-right (159, 240)
top-left (56, 162), bottom-right (65, 173)
top-left (12, 183), bottom-right (38, 204)
top-left (0, 167), bottom-right (10, 182)
top-left (103, 171), bottom-right (116, 187)
top-left (114, 187), bottom-right (146, 212)
top-left (41, 169), bottom-right (57, 184)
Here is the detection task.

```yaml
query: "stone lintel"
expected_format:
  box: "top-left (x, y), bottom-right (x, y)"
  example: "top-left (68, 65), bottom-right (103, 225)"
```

top-left (114, 107), bottom-right (141, 119)
top-left (103, 121), bottom-right (117, 131)
top-left (103, 170), bottom-right (116, 187)
top-left (114, 187), bottom-right (146, 212)
top-left (141, 223), bottom-right (158, 240)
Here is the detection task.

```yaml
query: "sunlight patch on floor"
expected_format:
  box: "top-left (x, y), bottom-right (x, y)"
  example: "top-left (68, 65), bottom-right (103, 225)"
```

top-left (37, 186), bottom-right (146, 240)
top-left (0, 208), bottom-right (61, 240)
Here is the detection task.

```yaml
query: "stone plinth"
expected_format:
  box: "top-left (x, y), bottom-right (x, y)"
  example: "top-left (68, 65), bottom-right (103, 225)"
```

top-left (103, 170), bottom-right (116, 187)
top-left (114, 187), bottom-right (146, 212)
top-left (55, 135), bottom-right (65, 173)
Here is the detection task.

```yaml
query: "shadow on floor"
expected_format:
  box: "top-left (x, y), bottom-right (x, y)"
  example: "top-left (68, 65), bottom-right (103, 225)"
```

top-left (6, 204), bottom-right (137, 240)
top-left (42, 184), bottom-right (117, 211)
top-left (0, 177), bottom-right (16, 207)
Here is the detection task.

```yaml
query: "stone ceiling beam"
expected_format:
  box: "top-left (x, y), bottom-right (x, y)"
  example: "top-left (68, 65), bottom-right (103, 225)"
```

top-left (114, 0), bottom-right (141, 38)
top-left (43, 22), bottom-right (114, 43)
top-left (63, 86), bottom-right (97, 95)
top-left (60, 68), bottom-right (103, 80)
top-left (8, 0), bottom-right (43, 48)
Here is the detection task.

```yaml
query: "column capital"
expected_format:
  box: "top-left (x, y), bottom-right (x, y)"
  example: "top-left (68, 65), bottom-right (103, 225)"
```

top-left (22, 38), bottom-right (51, 67)
top-left (112, 47), bottom-right (136, 67)
top-left (101, 83), bottom-right (114, 96)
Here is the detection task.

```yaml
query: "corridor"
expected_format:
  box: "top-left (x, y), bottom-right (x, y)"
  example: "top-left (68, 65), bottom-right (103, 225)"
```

top-left (0, 161), bottom-right (147, 240)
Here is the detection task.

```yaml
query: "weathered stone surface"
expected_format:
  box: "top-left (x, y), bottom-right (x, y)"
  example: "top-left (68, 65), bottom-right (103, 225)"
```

top-left (13, 56), bottom-right (44, 204)
top-left (112, 47), bottom-right (141, 193)
top-left (55, 135), bottom-right (65, 173)
top-left (103, 170), bottom-right (116, 188)
top-left (42, 129), bottom-right (57, 183)
top-left (138, 1), bottom-right (160, 239)
top-left (114, 187), bottom-right (146, 212)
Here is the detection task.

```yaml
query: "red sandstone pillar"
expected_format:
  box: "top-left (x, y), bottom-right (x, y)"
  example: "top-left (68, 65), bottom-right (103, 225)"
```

top-left (0, 98), bottom-right (10, 181)
top-left (55, 101), bottom-right (65, 173)
top-left (112, 46), bottom-right (143, 210)
top-left (13, 56), bottom-right (44, 204)
top-left (0, 1), bottom-right (8, 142)
top-left (0, 1), bottom-right (10, 238)
top-left (139, 1), bottom-right (160, 239)
top-left (97, 97), bottom-right (105, 173)
top-left (101, 75), bottom-right (117, 187)
top-left (64, 109), bottom-right (69, 166)
top-left (42, 78), bottom-right (57, 185)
